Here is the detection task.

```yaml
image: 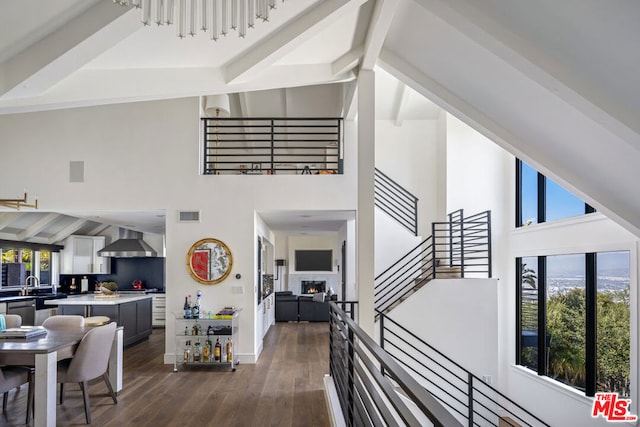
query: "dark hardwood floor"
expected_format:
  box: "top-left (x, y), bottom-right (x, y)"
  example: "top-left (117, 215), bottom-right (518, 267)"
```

top-left (0, 322), bottom-right (331, 426)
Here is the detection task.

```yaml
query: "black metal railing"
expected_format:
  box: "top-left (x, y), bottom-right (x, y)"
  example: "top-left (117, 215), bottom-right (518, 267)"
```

top-left (201, 117), bottom-right (343, 175)
top-left (329, 302), bottom-right (462, 427)
top-left (374, 168), bottom-right (419, 236)
top-left (378, 312), bottom-right (550, 427)
top-left (374, 209), bottom-right (492, 315)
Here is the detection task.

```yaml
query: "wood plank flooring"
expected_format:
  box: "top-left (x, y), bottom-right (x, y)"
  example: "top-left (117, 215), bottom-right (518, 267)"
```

top-left (0, 322), bottom-right (331, 427)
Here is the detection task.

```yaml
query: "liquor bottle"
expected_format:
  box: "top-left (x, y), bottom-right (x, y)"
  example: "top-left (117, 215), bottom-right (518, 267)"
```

top-left (184, 325), bottom-right (189, 335)
top-left (184, 296), bottom-right (191, 319)
top-left (226, 338), bottom-right (232, 363)
top-left (191, 301), bottom-right (199, 320)
top-left (183, 340), bottom-right (191, 363)
top-left (193, 290), bottom-right (202, 319)
top-left (193, 341), bottom-right (201, 362)
top-left (214, 338), bottom-right (222, 362)
top-left (203, 341), bottom-right (210, 362)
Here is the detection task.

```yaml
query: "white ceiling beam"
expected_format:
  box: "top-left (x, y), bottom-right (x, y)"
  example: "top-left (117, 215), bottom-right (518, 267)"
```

top-left (86, 223), bottom-right (112, 237)
top-left (48, 218), bottom-right (89, 245)
top-left (0, 2), bottom-right (136, 99)
top-left (225, 0), bottom-right (367, 84)
top-left (0, 213), bottom-right (14, 232)
top-left (360, 0), bottom-right (400, 71)
top-left (0, 65), bottom-right (356, 116)
top-left (392, 82), bottom-right (409, 126)
top-left (332, 46), bottom-right (363, 77)
top-left (16, 213), bottom-right (61, 241)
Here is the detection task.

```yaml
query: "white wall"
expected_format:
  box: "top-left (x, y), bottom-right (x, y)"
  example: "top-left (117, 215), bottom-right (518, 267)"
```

top-left (0, 97), bottom-right (359, 364)
top-left (374, 209), bottom-right (422, 276)
top-left (390, 278), bottom-right (500, 381)
top-left (375, 120), bottom-right (439, 236)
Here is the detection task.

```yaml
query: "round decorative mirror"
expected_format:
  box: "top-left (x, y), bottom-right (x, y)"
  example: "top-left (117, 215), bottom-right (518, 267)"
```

top-left (186, 238), bottom-right (233, 285)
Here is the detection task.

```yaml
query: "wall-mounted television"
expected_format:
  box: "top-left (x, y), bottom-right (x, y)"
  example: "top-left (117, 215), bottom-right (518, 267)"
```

top-left (295, 250), bottom-right (333, 272)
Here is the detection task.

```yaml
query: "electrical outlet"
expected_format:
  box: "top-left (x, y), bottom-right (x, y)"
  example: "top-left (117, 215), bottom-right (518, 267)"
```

top-left (232, 286), bottom-right (243, 295)
top-left (482, 375), bottom-right (492, 384)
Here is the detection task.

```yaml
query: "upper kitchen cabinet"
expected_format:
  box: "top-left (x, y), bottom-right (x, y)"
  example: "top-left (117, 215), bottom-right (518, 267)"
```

top-left (60, 235), bottom-right (111, 275)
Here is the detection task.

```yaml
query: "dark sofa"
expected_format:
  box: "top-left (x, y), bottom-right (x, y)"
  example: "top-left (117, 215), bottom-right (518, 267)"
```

top-left (275, 291), bottom-right (299, 322)
top-left (275, 291), bottom-right (336, 322)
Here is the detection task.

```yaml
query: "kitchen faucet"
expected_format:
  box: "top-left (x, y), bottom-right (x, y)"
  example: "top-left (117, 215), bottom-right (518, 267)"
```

top-left (23, 275), bottom-right (40, 296)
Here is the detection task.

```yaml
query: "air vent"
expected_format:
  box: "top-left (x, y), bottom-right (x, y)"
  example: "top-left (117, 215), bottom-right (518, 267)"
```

top-left (178, 211), bottom-right (201, 222)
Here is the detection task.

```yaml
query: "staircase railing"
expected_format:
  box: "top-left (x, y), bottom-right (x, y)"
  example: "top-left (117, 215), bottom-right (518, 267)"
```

top-left (374, 209), bottom-right (491, 314)
top-left (377, 311), bottom-right (550, 427)
top-left (329, 301), bottom-right (462, 427)
top-left (374, 168), bottom-right (419, 236)
top-left (201, 117), bottom-right (343, 175)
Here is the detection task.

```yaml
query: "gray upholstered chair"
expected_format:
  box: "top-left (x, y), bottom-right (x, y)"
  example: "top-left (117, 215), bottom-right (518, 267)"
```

top-left (42, 315), bottom-right (85, 331)
top-left (0, 367), bottom-right (29, 415)
top-left (57, 322), bottom-right (118, 424)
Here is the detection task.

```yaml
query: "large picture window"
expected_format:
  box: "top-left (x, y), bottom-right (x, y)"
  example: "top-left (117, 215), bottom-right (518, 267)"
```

top-left (516, 251), bottom-right (630, 397)
top-left (516, 159), bottom-right (594, 227)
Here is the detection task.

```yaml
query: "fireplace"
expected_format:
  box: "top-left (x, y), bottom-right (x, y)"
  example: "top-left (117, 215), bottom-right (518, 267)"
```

top-left (301, 280), bottom-right (326, 294)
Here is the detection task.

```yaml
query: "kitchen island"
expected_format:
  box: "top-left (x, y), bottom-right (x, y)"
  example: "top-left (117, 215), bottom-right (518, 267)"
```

top-left (45, 294), bottom-right (153, 346)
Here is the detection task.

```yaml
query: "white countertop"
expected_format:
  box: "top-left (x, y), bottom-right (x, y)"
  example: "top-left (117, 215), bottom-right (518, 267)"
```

top-left (44, 294), bottom-right (153, 305)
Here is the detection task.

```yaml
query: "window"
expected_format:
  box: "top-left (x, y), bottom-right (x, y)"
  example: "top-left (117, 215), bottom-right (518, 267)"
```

top-left (1, 246), bottom-right (54, 286)
top-left (516, 251), bottom-right (630, 396)
top-left (596, 251), bottom-right (630, 396)
top-left (516, 159), bottom-right (594, 227)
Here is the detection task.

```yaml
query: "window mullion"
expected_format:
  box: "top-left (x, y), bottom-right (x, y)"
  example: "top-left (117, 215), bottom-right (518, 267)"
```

top-left (537, 173), bottom-right (546, 224)
top-left (585, 252), bottom-right (597, 396)
top-left (516, 159), bottom-right (523, 227)
top-left (516, 258), bottom-right (523, 364)
top-left (538, 256), bottom-right (547, 376)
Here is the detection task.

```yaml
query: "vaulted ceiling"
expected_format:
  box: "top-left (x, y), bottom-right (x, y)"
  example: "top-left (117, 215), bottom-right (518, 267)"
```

top-left (2, 0), bottom-right (639, 240)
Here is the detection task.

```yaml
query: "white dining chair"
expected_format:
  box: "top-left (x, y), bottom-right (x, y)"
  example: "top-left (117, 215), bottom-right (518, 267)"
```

top-left (3, 314), bottom-right (22, 328)
top-left (57, 322), bottom-right (118, 424)
top-left (1, 313), bottom-right (35, 423)
top-left (42, 315), bottom-right (85, 330)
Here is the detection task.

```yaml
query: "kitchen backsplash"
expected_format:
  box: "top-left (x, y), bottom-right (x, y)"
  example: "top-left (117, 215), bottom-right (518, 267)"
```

top-left (59, 257), bottom-right (165, 293)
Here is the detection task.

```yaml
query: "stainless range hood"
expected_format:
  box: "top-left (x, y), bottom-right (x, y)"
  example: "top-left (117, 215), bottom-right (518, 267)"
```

top-left (98, 228), bottom-right (157, 258)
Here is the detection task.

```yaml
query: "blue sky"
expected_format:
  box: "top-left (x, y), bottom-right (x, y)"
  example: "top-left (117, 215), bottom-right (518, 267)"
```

top-left (521, 161), bottom-right (585, 224)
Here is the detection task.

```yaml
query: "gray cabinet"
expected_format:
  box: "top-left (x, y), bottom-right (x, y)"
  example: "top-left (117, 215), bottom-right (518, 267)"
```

top-left (58, 298), bottom-right (152, 346)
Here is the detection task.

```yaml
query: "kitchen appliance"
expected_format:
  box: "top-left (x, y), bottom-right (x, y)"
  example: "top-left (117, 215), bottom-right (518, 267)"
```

top-left (97, 228), bottom-right (157, 258)
top-left (7, 299), bottom-right (35, 326)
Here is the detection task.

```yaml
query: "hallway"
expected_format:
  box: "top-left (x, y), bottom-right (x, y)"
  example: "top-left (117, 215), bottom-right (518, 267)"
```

top-left (0, 322), bottom-right (331, 427)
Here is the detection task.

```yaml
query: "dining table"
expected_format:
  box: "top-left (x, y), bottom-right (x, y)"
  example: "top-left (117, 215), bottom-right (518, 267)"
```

top-left (0, 325), bottom-right (123, 427)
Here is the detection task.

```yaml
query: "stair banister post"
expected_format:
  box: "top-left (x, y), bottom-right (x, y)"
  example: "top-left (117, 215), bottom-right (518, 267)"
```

top-left (347, 327), bottom-right (355, 425)
top-left (379, 312), bottom-right (385, 377)
top-left (487, 211), bottom-right (492, 278)
top-left (431, 222), bottom-right (437, 279)
top-left (460, 212), bottom-right (465, 278)
top-left (468, 373), bottom-right (474, 427)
